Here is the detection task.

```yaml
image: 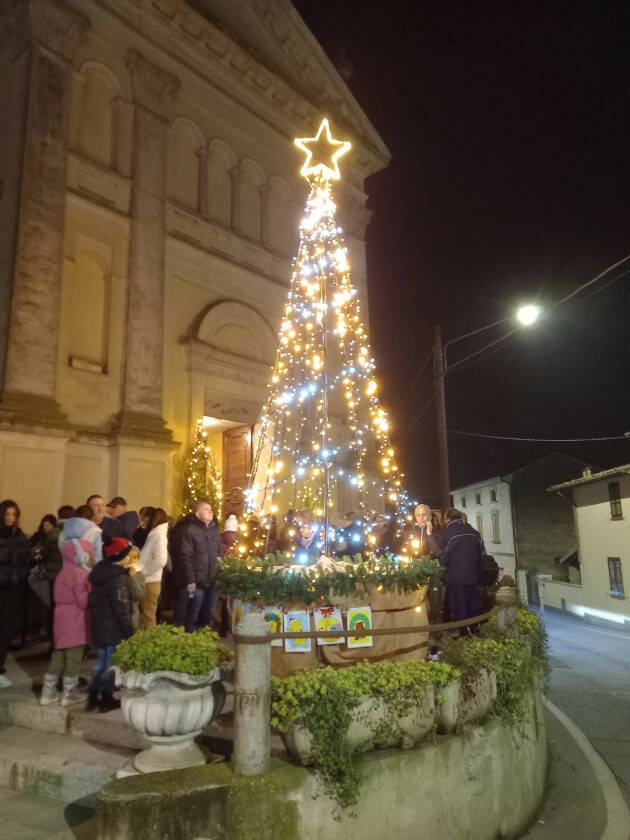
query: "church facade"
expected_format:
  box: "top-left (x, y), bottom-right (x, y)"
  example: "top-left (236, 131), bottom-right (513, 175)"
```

top-left (0, 0), bottom-right (390, 530)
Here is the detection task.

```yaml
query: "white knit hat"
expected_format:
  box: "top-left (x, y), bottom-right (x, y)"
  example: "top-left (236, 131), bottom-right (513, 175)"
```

top-left (224, 514), bottom-right (239, 532)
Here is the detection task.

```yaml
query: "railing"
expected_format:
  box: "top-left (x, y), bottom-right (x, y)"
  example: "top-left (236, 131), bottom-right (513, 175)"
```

top-left (231, 599), bottom-right (518, 775)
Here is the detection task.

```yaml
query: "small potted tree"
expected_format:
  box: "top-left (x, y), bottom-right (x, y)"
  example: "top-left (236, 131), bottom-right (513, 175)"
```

top-left (112, 625), bottom-right (234, 773)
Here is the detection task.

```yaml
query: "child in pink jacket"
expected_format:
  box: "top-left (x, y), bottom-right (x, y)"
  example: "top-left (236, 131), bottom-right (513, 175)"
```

top-left (40, 538), bottom-right (93, 707)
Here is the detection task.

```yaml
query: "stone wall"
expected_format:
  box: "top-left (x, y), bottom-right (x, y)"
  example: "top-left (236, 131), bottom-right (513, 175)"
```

top-left (0, 0), bottom-right (389, 530)
top-left (97, 684), bottom-right (547, 840)
top-left (509, 453), bottom-right (589, 577)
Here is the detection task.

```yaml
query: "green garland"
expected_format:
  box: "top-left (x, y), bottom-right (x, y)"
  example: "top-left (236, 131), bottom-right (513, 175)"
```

top-left (271, 660), bottom-right (460, 810)
top-left (215, 553), bottom-right (441, 605)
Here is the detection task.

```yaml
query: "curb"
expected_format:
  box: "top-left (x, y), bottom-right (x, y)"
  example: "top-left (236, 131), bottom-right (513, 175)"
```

top-left (543, 696), bottom-right (630, 840)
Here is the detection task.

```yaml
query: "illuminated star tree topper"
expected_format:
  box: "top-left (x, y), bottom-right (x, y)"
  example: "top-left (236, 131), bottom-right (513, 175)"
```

top-left (247, 118), bottom-right (405, 557)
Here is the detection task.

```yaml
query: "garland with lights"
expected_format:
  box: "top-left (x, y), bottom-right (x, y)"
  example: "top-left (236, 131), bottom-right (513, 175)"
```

top-left (215, 553), bottom-right (441, 606)
top-left (182, 419), bottom-right (223, 519)
top-left (244, 118), bottom-right (414, 561)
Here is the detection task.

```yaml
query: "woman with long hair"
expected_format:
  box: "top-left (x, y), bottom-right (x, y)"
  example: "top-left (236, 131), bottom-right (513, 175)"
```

top-left (0, 500), bottom-right (31, 687)
top-left (138, 507), bottom-right (169, 629)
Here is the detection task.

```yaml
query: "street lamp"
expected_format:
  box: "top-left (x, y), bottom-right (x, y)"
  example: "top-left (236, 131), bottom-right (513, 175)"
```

top-left (516, 304), bottom-right (541, 326)
top-left (434, 305), bottom-right (541, 511)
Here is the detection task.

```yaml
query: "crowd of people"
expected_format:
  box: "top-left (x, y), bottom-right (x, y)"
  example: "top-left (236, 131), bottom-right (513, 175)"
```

top-left (0, 496), bottom-right (232, 711)
top-left (0, 494), bottom-right (496, 708)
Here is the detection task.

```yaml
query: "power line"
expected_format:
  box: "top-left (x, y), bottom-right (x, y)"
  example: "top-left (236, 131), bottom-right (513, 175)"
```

top-left (448, 429), bottom-right (629, 443)
top-left (398, 368), bottom-right (435, 417)
top-left (552, 252), bottom-right (630, 307)
top-left (398, 347), bottom-right (433, 411)
top-left (445, 257), bottom-right (630, 376)
top-left (398, 393), bottom-right (437, 438)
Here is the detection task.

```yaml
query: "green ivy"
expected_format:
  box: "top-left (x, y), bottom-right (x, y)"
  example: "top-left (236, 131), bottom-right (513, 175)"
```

top-left (216, 553), bottom-right (442, 605)
top-left (112, 624), bottom-right (234, 675)
top-left (441, 609), bottom-right (548, 724)
top-left (270, 660), bottom-right (460, 810)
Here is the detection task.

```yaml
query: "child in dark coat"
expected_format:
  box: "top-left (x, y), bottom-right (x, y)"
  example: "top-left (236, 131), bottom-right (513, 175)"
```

top-left (87, 538), bottom-right (135, 712)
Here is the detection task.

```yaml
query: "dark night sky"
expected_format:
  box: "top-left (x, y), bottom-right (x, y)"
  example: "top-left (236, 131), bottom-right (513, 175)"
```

top-left (292, 0), bottom-right (630, 503)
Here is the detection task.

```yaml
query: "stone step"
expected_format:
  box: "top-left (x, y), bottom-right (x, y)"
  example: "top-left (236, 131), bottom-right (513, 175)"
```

top-left (0, 681), bottom-right (238, 754)
top-left (0, 725), bottom-right (134, 809)
top-left (0, 644), bottom-right (287, 769)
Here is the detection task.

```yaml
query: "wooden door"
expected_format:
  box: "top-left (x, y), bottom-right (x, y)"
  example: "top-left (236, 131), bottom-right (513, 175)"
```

top-left (222, 426), bottom-right (252, 516)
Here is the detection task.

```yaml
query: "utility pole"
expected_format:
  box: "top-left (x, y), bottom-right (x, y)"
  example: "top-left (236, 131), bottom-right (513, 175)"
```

top-left (434, 325), bottom-right (450, 513)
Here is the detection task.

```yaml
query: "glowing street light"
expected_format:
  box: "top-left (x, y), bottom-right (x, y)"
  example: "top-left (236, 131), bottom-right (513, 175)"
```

top-left (433, 303), bottom-right (542, 510)
top-left (516, 304), bottom-right (541, 326)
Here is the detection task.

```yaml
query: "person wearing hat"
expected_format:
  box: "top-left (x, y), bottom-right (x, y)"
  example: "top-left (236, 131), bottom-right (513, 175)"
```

top-left (87, 537), bottom-right (135, 712)
top-left (107, 497), bottom-right (139, 542)
top-left (40, 537), bottom-right (93, 707)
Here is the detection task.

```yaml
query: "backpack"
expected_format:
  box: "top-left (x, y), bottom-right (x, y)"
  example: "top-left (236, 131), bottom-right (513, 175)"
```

top-left (479, 552), bottom-right (499, 587)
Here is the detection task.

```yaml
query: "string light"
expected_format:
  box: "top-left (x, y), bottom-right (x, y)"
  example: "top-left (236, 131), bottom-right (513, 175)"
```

top-left (246, 119), bottom-right (409, 557)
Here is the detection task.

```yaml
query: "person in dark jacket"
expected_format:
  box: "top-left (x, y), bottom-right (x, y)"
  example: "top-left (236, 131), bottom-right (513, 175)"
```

top-left (86, 495), bottom-right (123, 542)
top-left (132, 506), bottom-right (151, 550)
top-left (87, 537), bottom-right (135, 712)
top-left (172, 502), bottom-right (222, 633)
top-left (0, 500), bottom-right (31, 687)
top-left (437, 508), bottom-right (484, 627)
top-left (108, 497), bottom-right (140, 542)
top-left (28, 514), bottom-right (61, 639)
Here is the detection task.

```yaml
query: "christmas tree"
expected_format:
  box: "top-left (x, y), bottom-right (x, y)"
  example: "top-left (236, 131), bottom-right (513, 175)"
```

top-left (183, 419), bottom-right (223, 519)
top-left (246, 119), bottom-right (406, 557)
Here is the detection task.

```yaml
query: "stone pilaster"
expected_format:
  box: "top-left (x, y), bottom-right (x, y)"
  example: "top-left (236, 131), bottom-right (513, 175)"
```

top-left (112, 50), bottom-right (179, 442)
top-left (0, 0), bottom-right (88, 427)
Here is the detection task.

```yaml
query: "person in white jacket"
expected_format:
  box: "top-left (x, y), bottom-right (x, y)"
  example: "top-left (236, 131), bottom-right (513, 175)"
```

top-left (138, 508), bottom-right (169, 629)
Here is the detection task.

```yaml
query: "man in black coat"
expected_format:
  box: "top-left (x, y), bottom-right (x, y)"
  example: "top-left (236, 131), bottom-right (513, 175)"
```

top-left (436, 508), bottom-right (484, 626)
top-left (172, 502), bottom-right (223, 633)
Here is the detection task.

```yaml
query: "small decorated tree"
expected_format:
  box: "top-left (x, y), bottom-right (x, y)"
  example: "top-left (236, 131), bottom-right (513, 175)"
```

top-left (183, 419), bottom-right (223, 519)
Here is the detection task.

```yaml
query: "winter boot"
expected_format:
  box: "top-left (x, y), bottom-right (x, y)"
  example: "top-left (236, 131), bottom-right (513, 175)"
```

top-left (87, 690), bottom-right (99, 711)
top-left (99, 692), bottom-right (121, 713)
top-left (40, 673), bottom-right (60, 706)
top-left (60, 676), bottom-right (85, 708)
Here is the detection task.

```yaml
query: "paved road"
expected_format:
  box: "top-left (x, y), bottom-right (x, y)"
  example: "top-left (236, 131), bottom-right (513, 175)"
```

top-left (542, 608), bottom-right (630, 804)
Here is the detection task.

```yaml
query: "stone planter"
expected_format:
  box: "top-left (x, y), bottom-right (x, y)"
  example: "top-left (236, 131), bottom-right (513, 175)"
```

top-left (282, 686), bottom-right (435, 766)
top-left (114, 667), bottom-right (227, 773)
top-left (436, 669), bottom-right (497, 734)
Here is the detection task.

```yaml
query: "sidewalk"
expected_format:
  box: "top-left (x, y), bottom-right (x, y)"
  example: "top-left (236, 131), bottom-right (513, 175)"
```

top-left (522, 703), bottom-right (606, 838)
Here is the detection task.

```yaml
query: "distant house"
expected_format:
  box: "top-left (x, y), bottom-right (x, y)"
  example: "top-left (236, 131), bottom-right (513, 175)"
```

top-left (450, 476), bottom-right (516, 578)
top-left (545, 463), bottom-right (630, 629)
top-left (451, 452), bottom-right (594, 583)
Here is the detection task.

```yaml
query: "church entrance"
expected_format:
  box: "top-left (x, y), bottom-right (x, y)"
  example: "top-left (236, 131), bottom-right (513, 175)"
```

top-left (222, 425), bottom-right (252, 517)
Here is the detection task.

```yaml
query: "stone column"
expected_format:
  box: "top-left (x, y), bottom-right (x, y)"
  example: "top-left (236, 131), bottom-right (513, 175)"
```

top-left (0, 0), bottom-right (88, 426)
top-left (112, 50), bottom-right (179, 441)
top-left (232, 612), bottom-right (271, 775)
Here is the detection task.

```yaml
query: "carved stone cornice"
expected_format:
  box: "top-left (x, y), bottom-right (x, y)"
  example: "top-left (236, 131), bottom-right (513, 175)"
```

top-left (126, 49), bottom-right (180, 118)
top-left (29, 0), bottom-right (89, 63)
top-left (111, 0), bottom-right (389, 178)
